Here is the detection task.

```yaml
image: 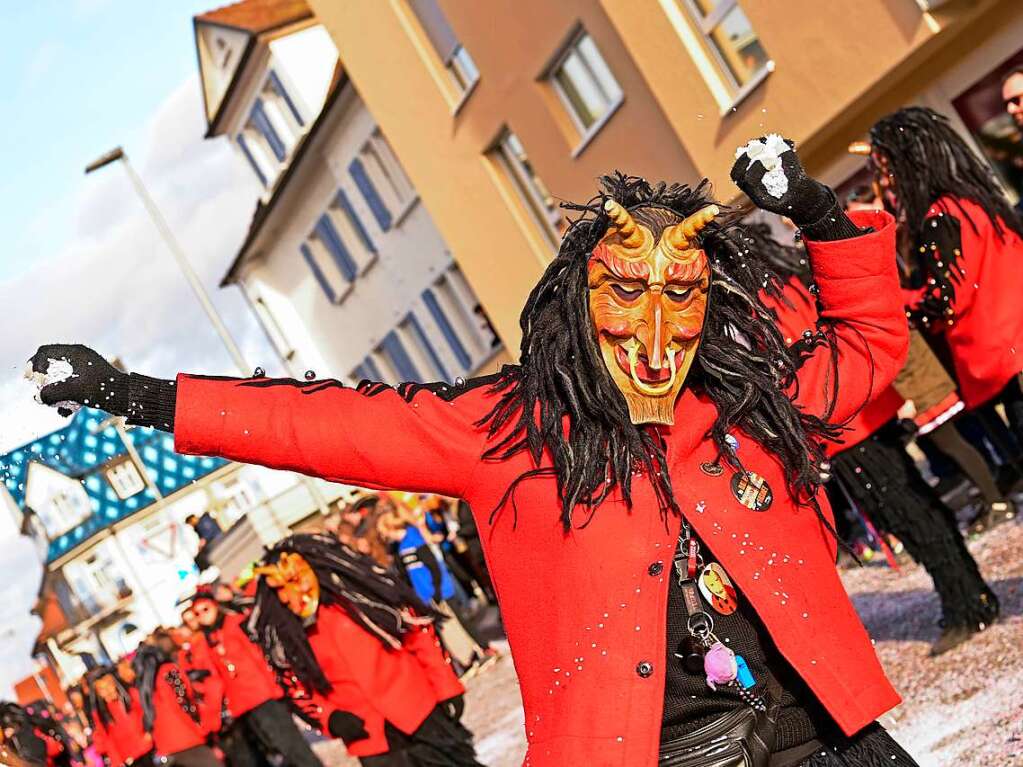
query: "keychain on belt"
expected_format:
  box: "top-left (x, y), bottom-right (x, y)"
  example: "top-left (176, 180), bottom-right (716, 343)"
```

top-left (672, 521), bottom-right (764, 711)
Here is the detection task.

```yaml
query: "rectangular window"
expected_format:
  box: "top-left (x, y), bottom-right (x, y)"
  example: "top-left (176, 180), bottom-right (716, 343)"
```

top-left (67, 546), bottom-right (131, 614)
top-left (300, 242), bottom-right (338, 303)
top-left (400, 312), bottom-right (450, 381)
top-left (268, 70), bottom-right (305, 128)
top-left (313, 215), bottom-right (359, 282)
top-left (490, 128), bottom-right (561, 250)
top-left (548, 29), bottom-right (623, 134)
top-left (684, 0), bottom-right (771, 93)
top-left (249, 99), bottom-right (287, 162)
top-left (105, 461), bottom-right (145, 500)
top-left (380, 330), bottom-right (421, 382)
top-left (39, 485), bottom-right (91, 539)
top-left (408, 0), bottom-right (480, 96)
top-left (328, 188), bottom-right (377, 274)
top-left (422, 287), bottom-right (472, 370)
top-left (349, 157), bottom-right (393, 232)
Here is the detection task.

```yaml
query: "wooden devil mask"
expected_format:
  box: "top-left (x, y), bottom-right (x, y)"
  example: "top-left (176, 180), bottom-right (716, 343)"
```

top-left (588, 200), bottom-right (718, 425)
top-left (255, 552), bottom-right (320, 619)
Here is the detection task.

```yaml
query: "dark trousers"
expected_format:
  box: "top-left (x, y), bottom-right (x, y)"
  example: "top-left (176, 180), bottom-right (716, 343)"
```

top-left (832, 421), bottom-right (998, 628)
top-left (223, 699), bottom-right (322, 767)
top-left (358, 707), bottom-right (483, 767)
top-left (166, 745), bottom-right (222, 767)
top-left (794, 723), bottom-right (919, 766)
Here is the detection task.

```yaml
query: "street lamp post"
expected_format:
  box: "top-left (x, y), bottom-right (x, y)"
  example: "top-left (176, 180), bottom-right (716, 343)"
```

top-left (84, 147), bottom-right (329, 516)
top-left (84, 147), bottom-right (248, 372)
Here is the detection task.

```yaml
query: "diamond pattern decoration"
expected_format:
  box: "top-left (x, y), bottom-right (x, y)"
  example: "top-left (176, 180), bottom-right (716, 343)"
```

top-left (0, 408), bottom-right (227, 562)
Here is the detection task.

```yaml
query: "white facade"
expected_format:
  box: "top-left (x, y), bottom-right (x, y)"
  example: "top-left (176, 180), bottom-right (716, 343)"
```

top-left (206, 22), bottom-right (501, 383)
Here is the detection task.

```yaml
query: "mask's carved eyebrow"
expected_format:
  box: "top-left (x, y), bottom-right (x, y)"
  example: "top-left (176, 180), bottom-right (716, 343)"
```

top-left (664, 252), bottom-right (709, 285)
top-left (590, 243), bottom-right (651, 281)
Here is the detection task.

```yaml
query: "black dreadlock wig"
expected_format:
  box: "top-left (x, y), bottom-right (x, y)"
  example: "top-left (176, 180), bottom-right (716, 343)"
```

top-left (133, 644), bottom-right (198, 734)
top-left (480, 174), bottom-right (840, 531)
top-left (84, 666), bottom-right (131, 728)
top-left (248, 533), bottom-right (440, 695)
top-left (870, 107), bottom-right (1023, 256)
top-left (743, 221), bottom-right (809, 285)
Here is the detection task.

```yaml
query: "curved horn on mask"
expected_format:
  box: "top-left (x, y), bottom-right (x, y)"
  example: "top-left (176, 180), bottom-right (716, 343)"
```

top-left (603, 199), bottom-right (646, 248)
top-left (663, 205), bottom-right (720, 253)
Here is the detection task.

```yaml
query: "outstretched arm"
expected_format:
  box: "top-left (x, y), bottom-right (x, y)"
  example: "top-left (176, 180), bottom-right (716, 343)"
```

top-left (28, 346), bottom-right (492, 498)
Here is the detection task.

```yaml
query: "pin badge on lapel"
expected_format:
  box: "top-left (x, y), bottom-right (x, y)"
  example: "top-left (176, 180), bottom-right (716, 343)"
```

top-left (698, 562), bottom-right (738, 615)
top-left (700, 461), bottom-right (723, 477)
top-left (730, 471), bottom-right (773, 511)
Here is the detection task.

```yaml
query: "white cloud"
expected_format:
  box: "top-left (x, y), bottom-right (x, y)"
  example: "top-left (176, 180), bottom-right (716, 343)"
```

top-left (0, 74), bottom-right (280, 691)
top-left (0, 534), bottom-right (44, 699)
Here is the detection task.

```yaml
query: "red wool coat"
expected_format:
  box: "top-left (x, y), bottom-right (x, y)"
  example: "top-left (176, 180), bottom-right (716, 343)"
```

top-left (174, 210), bottom-right (906, 766)
top-left (190, 612), bottom-right (283, 718)
top-left (905, 195), bottom-right (1023, 408)
top-left (765, 276), bottom-right (903, 455)
top-left (148, 662), bottom-right (221, 756)
top-left (286, 606), bottom-right (463, 757)
top-left (91, 691), bottom-right (151, 766)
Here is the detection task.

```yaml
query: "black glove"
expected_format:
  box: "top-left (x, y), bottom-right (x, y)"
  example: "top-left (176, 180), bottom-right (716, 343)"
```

top-left (730, 136), bottom-right (860, 241)
top-left (28, 343), bottom-right (178, 431)
top-left (29, 344), bottom-right (129, 416)
top-left (327, 710), bottom-right (369, 746)
top-left (443, 694), bottom-right (465, 721)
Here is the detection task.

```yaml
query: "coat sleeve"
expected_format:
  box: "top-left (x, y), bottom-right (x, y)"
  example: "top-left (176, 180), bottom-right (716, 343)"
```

top-left (791, 210), bottom-right (909, 425)
top-left (173, 378), bottom-right (491, 498)
top-left (403, 624), bottom-right (465, 702)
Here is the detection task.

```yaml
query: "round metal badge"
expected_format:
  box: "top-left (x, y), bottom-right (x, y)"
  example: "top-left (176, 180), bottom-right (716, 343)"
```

top-left (730, 471), bottom-right (773, 511)
top-left (698, 562), bottom-right (739, 615)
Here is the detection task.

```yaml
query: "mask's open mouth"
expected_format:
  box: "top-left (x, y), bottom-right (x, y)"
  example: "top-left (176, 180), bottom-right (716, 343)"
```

top-left (614, 337), bottom-right (678, 395)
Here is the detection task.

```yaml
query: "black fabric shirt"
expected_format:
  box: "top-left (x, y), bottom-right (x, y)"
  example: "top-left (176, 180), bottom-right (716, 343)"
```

top-left (660, 535), bottom-right (832, 751)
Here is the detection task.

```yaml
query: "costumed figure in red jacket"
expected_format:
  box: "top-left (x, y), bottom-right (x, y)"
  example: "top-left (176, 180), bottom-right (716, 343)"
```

top-left (0, 701), bottom-right (80, 767)
top-left (183, 588), bottom-right (323, 767)
top-left (751, 222), bottom-right (998, 655)
top-left (86, 665), bottom-right (153, 767)
top-left (132, 645), bottom-right (222, 767)
top-left (31, 136), bottom-right (920, 766)
top-left (247, 533), bottom-right (482, 766)
top-left (867, 106), bottom-right (1023, 533)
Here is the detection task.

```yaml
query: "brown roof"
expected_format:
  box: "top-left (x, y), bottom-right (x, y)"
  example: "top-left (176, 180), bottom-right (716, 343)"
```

top-left (196, 0), bottom-right (311, 33)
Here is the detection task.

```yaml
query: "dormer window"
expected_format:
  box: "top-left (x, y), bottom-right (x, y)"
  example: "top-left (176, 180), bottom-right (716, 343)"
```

top-left (236, 71), bottom-right (306, 188)
top-left (106, 460), bottom-right (145, 500)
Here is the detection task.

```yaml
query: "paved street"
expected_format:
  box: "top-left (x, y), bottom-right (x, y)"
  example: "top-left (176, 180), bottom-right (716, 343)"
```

top-left (316, 519), bottom-right (1023, 767)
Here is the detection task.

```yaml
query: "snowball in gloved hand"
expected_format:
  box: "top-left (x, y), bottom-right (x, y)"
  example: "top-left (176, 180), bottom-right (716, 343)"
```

top-left (24, 358), bottom-right (81, 416)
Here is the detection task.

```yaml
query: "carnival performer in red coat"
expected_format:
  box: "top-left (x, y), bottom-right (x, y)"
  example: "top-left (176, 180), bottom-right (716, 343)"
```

top-left (133, 645), bottom-right (222, 767)
top-left (31, 137), bottom-right (917, 766)
top-left (246, 533), bottom-right (481, 766)
top-left (87, 665), bottom-right (152, 767)
top-left (754, 223), bottom-right (997, 655)
top-left (183, 589), bottom-right (323, 767)
top-left (867, 107), bottom-right (1023, 510)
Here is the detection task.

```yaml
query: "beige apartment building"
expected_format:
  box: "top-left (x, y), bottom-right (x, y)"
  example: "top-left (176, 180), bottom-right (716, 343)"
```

top-left (306, 0), bottom-right (1023, 351)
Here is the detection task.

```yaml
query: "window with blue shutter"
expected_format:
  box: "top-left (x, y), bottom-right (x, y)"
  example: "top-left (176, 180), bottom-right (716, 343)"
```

top-left (422, 288), bottom-right (472, 369)
top-left (349, 157), bottom-right (393, 231)
top-left (353, 355), bottom-right (384, 383)
top-left (236, 134), bottom-right (267, 187)
top-left (405, 313), bottom-right (449, 381)
top-left (300, 243), bottom-right (337, 302)
top-left (335, 189), bottom-right (376, 254)
top-left (268, 70), bottom-right (305, 127)
top-left (250, 99), bottom-right (286, 162)
top-left (381, 331), bottom-right (420, 381)
top-left (313, 215), bottom-right (358, 282)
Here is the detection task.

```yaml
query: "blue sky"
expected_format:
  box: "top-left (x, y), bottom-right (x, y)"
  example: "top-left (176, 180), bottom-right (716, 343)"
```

top-left (0, 0), bottom-right (280, 696)
top-left (1, 0), bottom-right (221, 281)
